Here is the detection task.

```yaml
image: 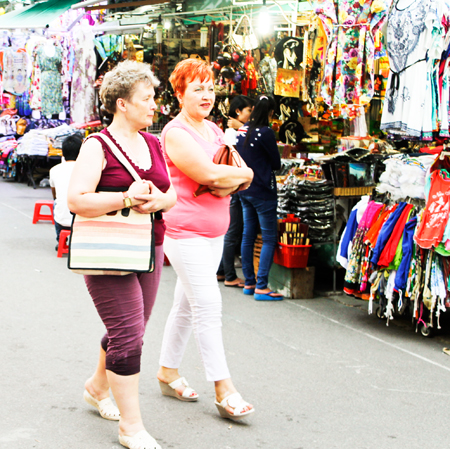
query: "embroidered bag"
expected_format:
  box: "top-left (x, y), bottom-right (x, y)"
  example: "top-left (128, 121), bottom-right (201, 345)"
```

top-left (231, 14), bottom-right (259, 51)
top-left (68, 133), bottom-right (154, 275)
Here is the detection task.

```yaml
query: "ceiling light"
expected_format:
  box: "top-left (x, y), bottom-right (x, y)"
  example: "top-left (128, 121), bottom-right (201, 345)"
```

top-left (258, 0), bottom-right (272, 34)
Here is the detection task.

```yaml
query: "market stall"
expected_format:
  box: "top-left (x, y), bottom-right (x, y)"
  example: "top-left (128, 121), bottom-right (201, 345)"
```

top-left (3, 0), bottom-right (450, 322)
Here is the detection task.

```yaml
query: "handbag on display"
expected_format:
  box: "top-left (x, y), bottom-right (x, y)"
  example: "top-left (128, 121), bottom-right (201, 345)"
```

top-left (231, 14), bottom-right (259, 51)
top-left (194, 144), bottom-right (248, 197)
top-left (68, 133), bottom-right (155, 276)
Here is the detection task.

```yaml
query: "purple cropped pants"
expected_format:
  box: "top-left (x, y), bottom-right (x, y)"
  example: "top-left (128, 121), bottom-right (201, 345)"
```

top-left (84, 245), bottom-right (164, 376)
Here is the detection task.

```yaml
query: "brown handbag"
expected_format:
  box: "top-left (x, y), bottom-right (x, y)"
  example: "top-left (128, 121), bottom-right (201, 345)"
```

top-left (194, 144), bottom-right (247, 197)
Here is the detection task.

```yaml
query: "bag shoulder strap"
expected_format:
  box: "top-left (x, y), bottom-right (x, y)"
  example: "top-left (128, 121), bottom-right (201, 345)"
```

top-left (89, 132), bottom-right (142, 183)
top-left (233, 14), bottom-right (248, 36)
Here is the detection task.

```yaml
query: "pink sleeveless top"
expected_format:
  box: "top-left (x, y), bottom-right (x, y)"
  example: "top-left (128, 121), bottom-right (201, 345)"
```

top-left (161, 118), bottom-right (231, 239)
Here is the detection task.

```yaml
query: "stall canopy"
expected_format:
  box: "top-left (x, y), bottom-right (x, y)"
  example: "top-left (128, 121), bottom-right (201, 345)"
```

top-left (0, 0), bottom-right (81, 29)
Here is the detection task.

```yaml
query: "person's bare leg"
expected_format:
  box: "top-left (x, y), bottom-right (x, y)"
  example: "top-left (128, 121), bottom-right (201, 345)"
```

top-left (215, 378), bottom-right (253, 415)
top-left (84, 346), bottom-right (110, 401)
top-left (107, 371), bottom-right (144, 437)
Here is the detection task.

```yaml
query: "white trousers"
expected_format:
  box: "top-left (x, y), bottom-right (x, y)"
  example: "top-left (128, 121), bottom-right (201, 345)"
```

top-left (160, 235), bottom-right (230, 381)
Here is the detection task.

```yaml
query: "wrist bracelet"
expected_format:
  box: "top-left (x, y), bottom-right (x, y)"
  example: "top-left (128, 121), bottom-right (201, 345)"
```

top-left (122, 191), bottom-right (133, 208)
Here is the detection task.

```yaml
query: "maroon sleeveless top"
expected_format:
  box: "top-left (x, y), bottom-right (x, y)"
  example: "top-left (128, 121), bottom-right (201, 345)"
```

top-left (89, 128), bottom-right (170, 246)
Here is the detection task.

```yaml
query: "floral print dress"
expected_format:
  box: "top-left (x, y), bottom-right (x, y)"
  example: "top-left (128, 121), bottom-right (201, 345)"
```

top-left (36, 44), bottom-right (63, 117)
top-left (316, 0), bottom-right (392, 118)
top-left (70, 26), bottom-right (97, 124)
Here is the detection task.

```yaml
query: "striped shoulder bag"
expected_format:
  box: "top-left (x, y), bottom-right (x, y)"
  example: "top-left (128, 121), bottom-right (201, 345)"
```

top-left (68, 133), bottom-right (154, 276)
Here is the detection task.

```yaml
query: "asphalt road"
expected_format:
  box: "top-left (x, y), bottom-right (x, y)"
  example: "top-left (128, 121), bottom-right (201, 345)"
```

top-left (2, 179), bottom-right (450, 449)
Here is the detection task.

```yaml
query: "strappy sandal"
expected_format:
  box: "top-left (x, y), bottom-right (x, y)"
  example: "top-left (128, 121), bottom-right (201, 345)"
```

top-left (83, 390), bottom-right (120, 421)
top-left (119, 430), bottom-right (161, 449)
top-left (159, 377), bottom-right (199, 402)
top-left (215, 392), bottom-right (254, 421)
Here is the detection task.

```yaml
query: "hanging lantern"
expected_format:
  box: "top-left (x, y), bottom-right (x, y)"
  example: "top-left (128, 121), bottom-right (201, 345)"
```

top-left (156, 15), bottom-right (163, 44)
top-left (200, 17), bottom-right (208, 48)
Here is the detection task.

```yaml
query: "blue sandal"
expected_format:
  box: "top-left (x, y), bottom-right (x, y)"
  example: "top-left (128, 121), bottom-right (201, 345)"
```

top-left (243, 287), bottom-right (255, 295)
top-left (254, 291), bottom-right (283, 301)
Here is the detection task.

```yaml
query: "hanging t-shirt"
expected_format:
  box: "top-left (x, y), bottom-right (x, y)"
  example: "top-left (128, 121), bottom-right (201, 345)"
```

top-left (1, 48), bottom-right (28, 95)
top-left (377, 203), bottom-right (414, 267)
top-left (13, 49), bottom-right (28, 95)
top-left (414, 169), bottom-right (450, 248)
top-left (394, 216), bottom-right (418, 292)
top-left (371, 202), bottom-right (408, 265)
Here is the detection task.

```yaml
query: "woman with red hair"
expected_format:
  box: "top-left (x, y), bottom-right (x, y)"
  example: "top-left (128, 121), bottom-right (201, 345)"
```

top-left (157, 58), bottom-right (255, 420)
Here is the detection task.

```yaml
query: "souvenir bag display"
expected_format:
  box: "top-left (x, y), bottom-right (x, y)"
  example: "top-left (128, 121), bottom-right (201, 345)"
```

top-left (231, 14), bottom-right (259, 51)
top-left (68, 133), bottom-right (154, 275)
top-left (194, 144), bottom-right (247, 197)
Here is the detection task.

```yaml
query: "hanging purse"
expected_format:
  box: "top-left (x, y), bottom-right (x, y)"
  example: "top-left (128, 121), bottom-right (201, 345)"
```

top-left (68, 133), bottom-right (155, 275)
top-left (194, 144), bottom-right (248, 197)
top-left (231, 14), bottom-right (259, 51)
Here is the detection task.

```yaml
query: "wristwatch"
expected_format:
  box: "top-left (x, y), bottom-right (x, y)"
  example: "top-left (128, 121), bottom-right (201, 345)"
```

top-left (122, 191), bottom-right (133, 208)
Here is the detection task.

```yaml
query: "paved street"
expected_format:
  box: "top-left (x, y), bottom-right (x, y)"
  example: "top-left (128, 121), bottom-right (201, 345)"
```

top-left (2, 179), bottom-right (450, 449)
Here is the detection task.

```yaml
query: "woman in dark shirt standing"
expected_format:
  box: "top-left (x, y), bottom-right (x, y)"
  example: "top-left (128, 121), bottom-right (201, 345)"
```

top-left (235, 95), bottom-right (283, 300)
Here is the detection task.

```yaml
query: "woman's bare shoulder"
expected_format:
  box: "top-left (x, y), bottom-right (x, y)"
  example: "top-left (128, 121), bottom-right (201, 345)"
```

top-left (80, 134), bottom-right (104, 152)
top-left (165, 126), bottom-right (195, 143)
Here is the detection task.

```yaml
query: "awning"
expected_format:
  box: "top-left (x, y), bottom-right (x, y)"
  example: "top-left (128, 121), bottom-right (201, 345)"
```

top-left (0, 0), bottom-right (81, 30)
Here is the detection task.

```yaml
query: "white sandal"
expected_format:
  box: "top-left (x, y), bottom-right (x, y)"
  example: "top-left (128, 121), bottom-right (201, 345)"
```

top-left (215, 392), bottom-right (255, 421)
top-left (159, 377), bottom-right (199, 402)
top-left (119, 430), bottom-right (161, 449)
top-left (83, 390), bottom-right (120, 421)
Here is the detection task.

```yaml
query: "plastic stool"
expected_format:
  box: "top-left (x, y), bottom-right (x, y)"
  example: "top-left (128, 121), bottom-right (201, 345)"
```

top-left (57, 230), bottom-right (71, 258)
top-left (33, 200), bottom-right (55, 224)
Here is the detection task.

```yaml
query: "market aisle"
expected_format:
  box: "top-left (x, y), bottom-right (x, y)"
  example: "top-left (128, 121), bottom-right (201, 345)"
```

top-left (2, 179), bottom-right (450, 449)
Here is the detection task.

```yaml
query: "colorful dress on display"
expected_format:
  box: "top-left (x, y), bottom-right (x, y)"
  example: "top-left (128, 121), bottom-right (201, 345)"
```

top-left (315, 0), bottom-right (392, 118)
top-left (26, 37), bottom-right (45, 111)
top-left (380, 0), bottom-right (441, 138)
top-left (36, 44), bottom-right (63, 117)
top-left (70, 26), bottom-right (97, 124)
top-left (344, 201), bottom-right (383, 287)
